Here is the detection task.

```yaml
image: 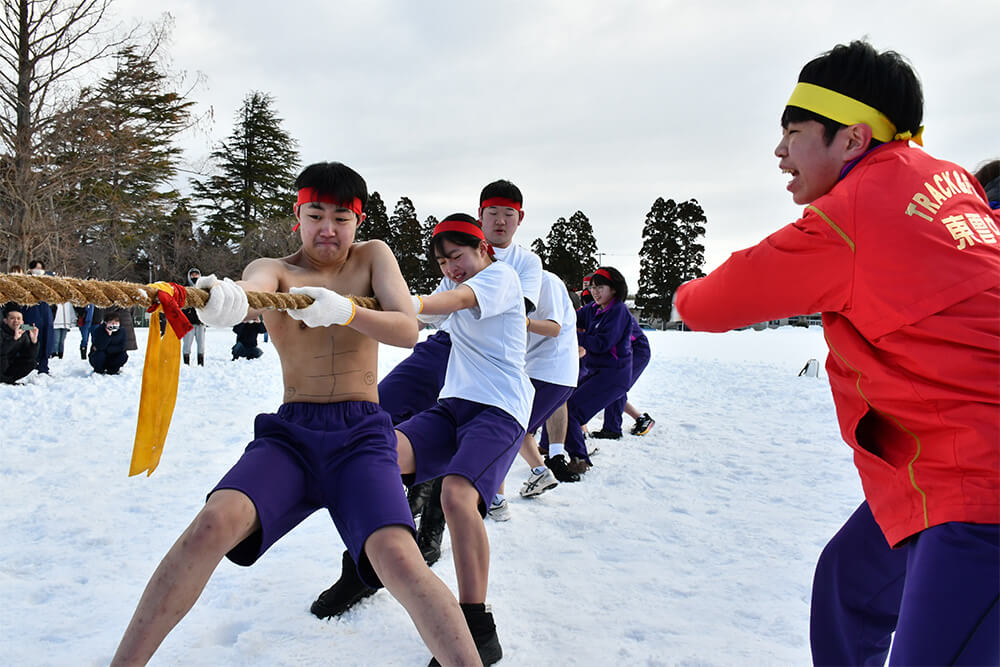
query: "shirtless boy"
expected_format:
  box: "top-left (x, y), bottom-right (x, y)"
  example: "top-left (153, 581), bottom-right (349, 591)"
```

top-left (111, 162), bottom-right (479, 666)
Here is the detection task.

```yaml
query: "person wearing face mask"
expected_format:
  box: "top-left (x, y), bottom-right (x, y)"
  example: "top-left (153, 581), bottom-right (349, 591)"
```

top-left (181, 267), bottom-right (207, 365)
top-left (21, 259), bottom-right (55, 373)
top-left (88, 313), bottom-right (128, 375)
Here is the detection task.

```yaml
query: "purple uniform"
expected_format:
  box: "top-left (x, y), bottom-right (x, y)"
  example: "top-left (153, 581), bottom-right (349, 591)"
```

top-left (527, 378), bottom-right (574, 434)
top-left (602, 317), bottom-right (651, 434)
top-left (397, 398), bottom-right (525, 514)
top-left (378, 330), bottom-right (451, 425)
top-left (564, 300), bottom-right (633, 462)
top-left (212, 401), bottom-right (414, 588)
top-left (811, 502), bottom-right (999, 665)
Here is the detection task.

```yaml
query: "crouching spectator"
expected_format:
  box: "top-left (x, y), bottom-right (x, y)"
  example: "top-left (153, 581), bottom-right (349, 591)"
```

top-left (231, 317), bottom-right (267, 360)
top-left (89, 313), bottom-right (128, 375)
top-left (1, 304), bottom-right (39, 384)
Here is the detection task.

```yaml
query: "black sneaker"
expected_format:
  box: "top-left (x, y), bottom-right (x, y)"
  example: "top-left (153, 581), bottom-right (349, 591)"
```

top-left (416, 478), bottom-right (445, 566)
top-left (590, 429), bottom-right (622, 440)
top-left (310, 550), bottom-right (377, 619)
top-left (429, 603), bottom-right (502, 666)
top-left (544, 454), bottom-right (580, 482)
top-left (631, 413), bottom-right (655, 436)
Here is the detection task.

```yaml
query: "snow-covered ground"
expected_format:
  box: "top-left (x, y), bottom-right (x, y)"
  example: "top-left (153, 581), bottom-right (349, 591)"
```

top-left (0, 325), bottom-right (863, 666)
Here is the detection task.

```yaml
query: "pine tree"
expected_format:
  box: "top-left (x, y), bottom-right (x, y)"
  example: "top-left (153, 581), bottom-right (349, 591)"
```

top-left (74, 44), bottom-right (195, 280)
top-left (358, 191), bottom-right (391, 243)
top-left (415, 214), bottom-right (440, 293)
top-left (530, 237), bottom-right (548, 267)
top-left (540, 211), bottom-right (598, 289)
top-left (389, 196), bottom-right (424, 289)
top-left (191, 91), bottom-right (299, 247)
top-left (636, 197), bottom-right (708, 325)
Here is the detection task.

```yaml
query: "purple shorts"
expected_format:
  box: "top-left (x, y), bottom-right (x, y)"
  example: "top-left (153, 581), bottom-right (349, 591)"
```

top-left (211, 401), bottom-right (414, 588)
top-left (396, 398), bottom-right (525, 515)
top-left (527, 379), bottom-right (574, 434)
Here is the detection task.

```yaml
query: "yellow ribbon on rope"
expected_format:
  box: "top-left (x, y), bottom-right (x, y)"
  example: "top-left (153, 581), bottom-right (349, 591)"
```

top-left (129, 282), bottom-right (188, 476)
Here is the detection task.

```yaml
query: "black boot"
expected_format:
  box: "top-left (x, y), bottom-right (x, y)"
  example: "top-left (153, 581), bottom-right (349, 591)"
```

top-left (197, 353), bottom-right (204, 366)
top-left (407, 479), bottom-right (435, 518)
top-left (545, 454), bottom-right (581, 482)
top-left (416, 478), bottom-right (446, 566)
top-left (80, 347), bottom-right (86, 360)
top-left (310, 550), bottom-right (376, 619)
top-left (183, 353), bottom-right (190, 365)
top-left (429, 603), bottom-right (502, 666)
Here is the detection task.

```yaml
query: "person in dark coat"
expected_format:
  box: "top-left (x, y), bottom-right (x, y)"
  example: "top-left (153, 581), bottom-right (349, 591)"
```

top-left (1, 304), bottom-right (39, 383)
top-left (89, 312), bottom-right (129, 374)
top-left (231, 318), bottom-right (267, 360)
top-left (22, 260), bottom-right (55, 373)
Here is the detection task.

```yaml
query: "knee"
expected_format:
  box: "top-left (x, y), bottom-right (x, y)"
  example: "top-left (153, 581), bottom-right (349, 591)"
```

top-left (440, 477), bottom-right (479, 520)
top-left (366, 526), bottom-right (421, 577)
top-left (185, 502), bottom-right (250, 555)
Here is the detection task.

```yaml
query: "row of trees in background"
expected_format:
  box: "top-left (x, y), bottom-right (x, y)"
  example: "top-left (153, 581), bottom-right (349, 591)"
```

top-left (2, 0), bottom-right (707, 322)
top-left (529, 200), bottom-right (707, 325)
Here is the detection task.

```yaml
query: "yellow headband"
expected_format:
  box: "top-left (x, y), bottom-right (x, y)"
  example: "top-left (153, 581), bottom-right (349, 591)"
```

top-left (786, 82), bottom-right (923, 146)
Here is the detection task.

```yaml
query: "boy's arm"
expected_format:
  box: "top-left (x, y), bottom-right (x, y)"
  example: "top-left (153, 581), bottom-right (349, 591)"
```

top-left (676, 212), bottom-right (854, 332)
top-left (343, 241), bottom-right (419, 348)
top-left (527, 317), bottom-right (560, 337)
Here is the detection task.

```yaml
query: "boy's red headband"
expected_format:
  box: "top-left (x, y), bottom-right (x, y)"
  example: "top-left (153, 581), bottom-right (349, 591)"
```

top-left (292, 188), bottom-right (364, 231)
top-left (479, 197), bottom-right (522, 212)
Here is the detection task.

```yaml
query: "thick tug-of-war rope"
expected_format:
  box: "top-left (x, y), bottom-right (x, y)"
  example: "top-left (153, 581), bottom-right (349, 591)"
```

top-left (0, 273), bottom-right (380, 478)
top-left (0, 274), bottom-right (381, 311)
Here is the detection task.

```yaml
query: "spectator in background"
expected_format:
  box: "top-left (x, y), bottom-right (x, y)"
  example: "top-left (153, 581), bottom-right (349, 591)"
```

top-left (22, 260), bottom-right (54, 374)
top-left (181, 267), bottom-right (207, 366)
top-left (1, 304), bottom-right (39, 384)
top-left (231, 317), bottom-right (267, 360)
top-left (75, 304), bottom-right (96, 359)
top-left (973, 159), bottom-right (999, 210)
top-left (104, 306), bottom-right (138, 352)
top-left (51, 300), bottom-right (76, 360)
top-left (89, 312), bottom-right (128, 375)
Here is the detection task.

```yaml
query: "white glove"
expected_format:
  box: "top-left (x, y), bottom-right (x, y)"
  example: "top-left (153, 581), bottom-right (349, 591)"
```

top-left (195, 275), bottom-right (248, 327)
top-left (412, 294), bottom-right (447, 324)
top-left (288, 286), bottom-right (356, 327)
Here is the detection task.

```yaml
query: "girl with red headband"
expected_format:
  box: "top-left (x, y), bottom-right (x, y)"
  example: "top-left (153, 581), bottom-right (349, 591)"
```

top-left (393, 212), bottom-right (533, 666)
top-left (560, 266), bottom-right (634, 472)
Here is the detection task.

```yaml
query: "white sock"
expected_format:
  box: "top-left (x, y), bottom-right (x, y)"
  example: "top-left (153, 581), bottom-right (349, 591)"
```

top-left (531, 465), bottom-right (547, 475)
top-left (493, 493), bottom-right (504, 505)
top-left (548, 442), bottom-right (566, 457)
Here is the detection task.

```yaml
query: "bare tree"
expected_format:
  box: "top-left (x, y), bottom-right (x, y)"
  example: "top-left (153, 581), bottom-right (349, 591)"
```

top-left (0, 0), bottom-right (133, 269)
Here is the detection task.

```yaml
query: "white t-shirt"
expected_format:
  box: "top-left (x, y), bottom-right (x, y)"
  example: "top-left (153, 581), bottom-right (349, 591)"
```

top-left (438, 261), bottom-right (535, 428)
top-left (525, 271), bottom-right (579, 387)
top-left (488, 243), bottom-right (543, 312)
top-left (431, 241), bottom-right (543, 329)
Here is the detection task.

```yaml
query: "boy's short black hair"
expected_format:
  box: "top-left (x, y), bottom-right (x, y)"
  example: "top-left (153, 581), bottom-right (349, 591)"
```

top-left (2, 302), bottom-right (22, 317)
top-left (782, 40), bottom-right (924, 147)
top-left (479, 180), bottom-right (523, 207)
top-left (104, 312), bottom-right (121, 323)
top-left (28, 259), bottom-right (44, 270)
top-left (429, 213), bottom-right (483, 258)
top-left (294, 162), bottom-right (369, 213)
top-left (591, 266), bottom-right (628, 302)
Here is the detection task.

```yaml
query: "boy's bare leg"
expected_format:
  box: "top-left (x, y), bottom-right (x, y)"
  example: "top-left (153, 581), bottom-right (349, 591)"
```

top-left (518, 432), bottom-right (545, 469)
top-left (624, 401), bottom-right (641, 420)
top-left (111, 490), bottom-right (259, 666)
top-left (365, 526), bottom-right (480, 666)
top-left (441, 475), bottom-right (490, 603)
top-left (546, 403), bottom-right (568, 443)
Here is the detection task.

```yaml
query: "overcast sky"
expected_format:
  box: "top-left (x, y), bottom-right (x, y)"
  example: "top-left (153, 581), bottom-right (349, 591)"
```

top-left (113, 0), bottom-right (999, 290)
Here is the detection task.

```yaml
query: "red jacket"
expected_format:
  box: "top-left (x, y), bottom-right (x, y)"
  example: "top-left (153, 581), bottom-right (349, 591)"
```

top-left (676, 142), bottom-right (1000, 546)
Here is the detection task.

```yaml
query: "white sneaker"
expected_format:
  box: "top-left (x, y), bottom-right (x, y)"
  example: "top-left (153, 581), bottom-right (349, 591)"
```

top-left (487, 497), bottom-right (511, 521)
top-left (519, 468), bottom-right (558, 498)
